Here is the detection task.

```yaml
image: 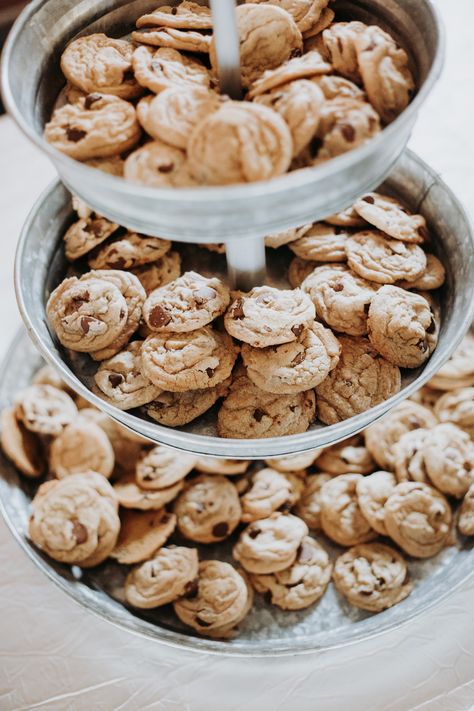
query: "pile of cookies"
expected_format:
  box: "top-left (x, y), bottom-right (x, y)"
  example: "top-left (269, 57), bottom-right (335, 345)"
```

top-left (43, 0), bottom-right (415, 186)
top-left (1, 333), bottom-right (473, 638)
top-left (44, 188), bottom-right (443, 438)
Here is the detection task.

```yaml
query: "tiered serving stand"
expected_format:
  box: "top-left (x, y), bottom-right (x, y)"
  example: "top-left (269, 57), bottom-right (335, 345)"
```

top-left (2, 0), bottom-right (474, 655)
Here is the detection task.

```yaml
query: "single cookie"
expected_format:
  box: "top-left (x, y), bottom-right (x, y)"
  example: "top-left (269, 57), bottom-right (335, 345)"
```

top-left (195, 458), bottom-right (250, 475)
top-left (241, 321), bottom-right (341, 393)
top-left (248, 50), bottom-right (331, 98)
top-left (392, 428), bottom-right (431, 484)
top-left (217, 367), bottom-right (316, 438)
top-left (302, 264), bottom-right (378, 336)
top-left (265, 224), bottom-right (312, 249)
top-left (315, 336), bottom-right (401, 424)
top-left (356, 470), bottom-right (397, 535)
top-left (384, 481), bottom-right (452, 558)
top-left (188, 102), bottom-right (293, 185)
top-left (114, 470), bottom-right (184, 510)
top-left (250, 535), bottom-right (332, 610)
top-left (132, 46), bottom-right (211, 93)
top-left (302, 5), bottom-right (335, 40)
top-left (135, 445), bottom-right (196, 490)
top-left (84, 155), bottom-right (125, 176)
top-left (458, 484), bottom-right (474, 537)
top-left (49, 420), bottom-right (115, 479)
top-left (434, 387), bottom-right (474, 438)
top-left (14, 384), bottom-right (77, 436)
top-left (287, 256), bottom-right (317, 288)
top-left (63, 215), bottom-right (119, 261)
top-left (88, 231), bottom-right (171, 271)
top-left (254, 79), bottom-right (324, 156)
top-left (233, 512), bottom-right (308, 573)
top-left (320, 474), bottom-right (376, 546)
top-left (364, 400), bottom-right (437, 471)
top-left (292, 473), bottom-right (331, 530)
top-left (0, 407), bottom-right (44, 478)
top-left (29, 472), bottom-right (119, 567)
top-left (367, 286), bottom-right (438, 369)
top-left (422, 423), bottom-right (474, 498)
top-left (266, 450), bottom-right (321, 472)
top-left (333, 542), bottom-right (412, 612)
top-left (353, 193), bottom-right (427, 243)
top-left (173, 560), bottom-right (252, 638)
top-left (141, 327), bottom-right (237, 392)
top-left (124, 139), bottom-right (197, 188)
top-left (173, 474), bottom-right (241, 543)
top-left (143, 271), bottom-right (230, 333)
top-left (61, 34), bottom-right (142, 100)
top-left (131, 251), bottom-right (182, 294)
top-left (315, 97), bottom-right (381, 162)
top-left (44, 93), bottom-right (141, 160)
top-left (240, 467), bottom-right (304, 522)
top-left (246, 0), bottom-right (330, 33)
top-left (125, 546), bottom-right (199, 609)
top-left (136, 2), bottom-right (213, 30)
top-left (111, 508), bottom-right (176, 564)
top-left (93, 341), bottom-right (161, 410)
top-left (317, 435), bottom-right (375, 475)
top-left (325, 204), bottom-right (368, 228)
top-left (225, 286), bottom-right (315, 348)
top-left (429, 334), bottom-right (474, 391)
top-left (398, 254), bottom-right (446, 291)
top-left (313, 74), bottom-right (366, 101)
top-left (345, 230), bottom-right (427, 284)
top-left (354, 25), bottom-right (414, 124)
top-left (318, 21), bottom-right (367, 82)
top-left (132, 27), bottom-right (212, 53)
top-left (291, 223), bottom-right (352, 263)
top-left (144, 378), bottom-right (231, 426)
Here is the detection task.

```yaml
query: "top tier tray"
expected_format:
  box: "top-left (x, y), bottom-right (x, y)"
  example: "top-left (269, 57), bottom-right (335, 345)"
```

top-left (1, 0), bottom-right (444, 241)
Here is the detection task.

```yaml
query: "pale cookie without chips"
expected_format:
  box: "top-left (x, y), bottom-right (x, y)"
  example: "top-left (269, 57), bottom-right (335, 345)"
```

top-left (195, 458), bottom-right (250, 475)
top-left (124, 139), bottom-right (197, 188)
top-left (250, 535), bottom-right (332, 610)
top-left (217, 367), bottom-right (316, 438)
top-left (289, 223), bottom-right (351, 262)
top-left (110, 508), bottom-right (176, 564)
top-left (136, 445), bottom-right (196, 490)
top-left (345, 230), bottom-right (427, 284)
top-left (0, 407), bottom-right (44, 478)
top-left (315, 336), bottom-right (401, 424)
top-left (364, 400), bottom-right (437, 471)
top-left (233, 512), bottom-right (308, 574)
top-left (144, 378), bottom-right (230, 426)
top-left (136, 2), bottom-right (213, 30)
top-left (398, 254), bottom-right (446, 291)
top-left (315, 97), bottom-right (381, 162)
top-left (132, 46), bottom-right (211, 94)
top-left (63, 214), bottom-right (119, 261)
top-left (225, 285), bottom-right (315, 348)
top-left (248, 50), bottom-right (331, 98)
top-left (384, 481), bottom-right (452, 558)
top-left (29, 472), bottom-right (119, 567)
top-left (434, 387), bottom-right (474, 438)
top-left (318, 21), bottom-right (367, 82)
top-left (173, 474), bottom-right (241, 543)
top-left (356, 470), bottom-right (397, 535)
top-left (367, 286), bottom-right (438, 369)
top-left (301, 264), bottom-right (378, 336)
top-left (421, 423), bottom-right (474, 498)
top-left (131, 251), bottom-right (182, 294)
top-left (61, 34), bottom-right (142, 100)
top-left (319, 474), bottom-right (376, 546)
top-left (88, 231), bottom-right (171, 271)
top-left (14, 384), bottom-right (77, 437)
top-left (113, 470), bottom-right (184, 510)
top-left (44, 93), bottom-right (141, 160)
top-left (132, 27), bottom-right (212, 54)
top-left (241, 321), bottom-right (340, 393)
top-left (317, 435), bottom-right (375, 475)
top-left (254, 79), bottom-right (324, 156)
top-left (93, 341), bottom-right (161, 410)
top-left (353, 193), bottom-right (427, 243)
top-left (429, 334), bottom-right (474, 391)
top-left (143, 271), bottom-right (229, 333)
top-left (333, 542), bottom-right (412, 612)
top-left (293, 473), bottom-right (332, 530)
top-left (188, 102), bottom-right (292, 185)
top-left (125, 546), bottom-right (199, 609)
top-left (240, 468), bottom-right (304, 522)
top-left (458, 484), bottom-right (474, 537)
top-left (141, 327), bottom-right (237, 392)
top-left (49, 420), bottom-right (115, 479)
top-left (266, 450), bottom-right (321, 473)
top-left (354, 25), bottom-right (414, 124)
top-left (173, 560), bottom-right (252, 638)
top-left (392, 428), bottom-right (431, 484)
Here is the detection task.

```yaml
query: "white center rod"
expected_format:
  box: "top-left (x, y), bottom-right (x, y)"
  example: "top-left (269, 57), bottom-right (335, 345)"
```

top-left (209, 0), bottom-right (267, 290)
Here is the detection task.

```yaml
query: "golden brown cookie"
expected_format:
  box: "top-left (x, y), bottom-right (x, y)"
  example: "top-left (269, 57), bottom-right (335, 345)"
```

top-left (124, 139), bottom-right (198, 188)
top-left (114, 470), bottom-right (184, 511)
top-left (356, 470), bottom-right (397, 535)
top-left (144, 378), bottom-right (231, 427)
top-left (49, 420), bottom-right (115, 479)
top-left (0, 407), bottom-right (44, 478)
top-left (353, 193), bottom-right (427, 243)
top-left (248, 50), bottom-right (331, 97)
top-left (131, 252), bottom-right (182, 294)
top-left (458, 484), bottom-right (474, 537)
top-left (392, 428), bottom-right (431, 484)
top-left (137, 2), bottom-right (212, 30)
top-left (174, 474), bottom-right (241, 543)
top-left (434, 387), bottom-right (474, 438)
top-left (14, 384), bottom-right (77, 437)
top-left (88, 231), bottom-right (171, 271)
top-left (63, 214), bottom-right (119, 262)
top-left (289, 222), bottom-right (351, 262)
top-left (320, 474), bottom-right (376, 546)
top-left (240, 467), bottom-right (304, 522)
top-left (132, 46), bottom-right (211, 93)
top-left (110, 508), bottom-right (176, 564)
top-left (345, 230), bottom-right (427, 284)
top-left (292, 473), bottom-right (331, 530)
top-left (233, 512), bottom-right (308, 573)
top-left (135, 445), bottom-right (196, 490)
top-left (422, 423), bottom-right (474, 498)
top-left (317, 435), bottom-right (375, 475)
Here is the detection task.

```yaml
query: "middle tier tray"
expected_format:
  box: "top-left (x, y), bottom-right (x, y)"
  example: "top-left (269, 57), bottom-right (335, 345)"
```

top-left (15, 150), bottom-right (474, 458)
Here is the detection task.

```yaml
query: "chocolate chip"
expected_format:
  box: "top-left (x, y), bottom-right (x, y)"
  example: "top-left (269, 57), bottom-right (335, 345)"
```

top-left (362, 195), bottom-right (375, 204)
top-left (289, 405), bottom-right (296, 412)
top-left (195, 616), bottom-right (212, 627)
top-left (206, 367), bottom-right (215, 378)
top-left (161, 513), bottom-right (170, 524)
top-left (332, 282), bottom-right (344, 292)
top-left (195, 502), bottom-right (206, 513)
top-left (426, 317), bottom-right (436, 334)
top-left (120, 309), bottom-right (126, 319)
top-left (158, 163), bottom-right (174, 174)
top-left (184, 579), bottom-right (199, 598)
top-left (108, 373), bottom-right (124, 388)
top-left (417, 339), bottom-right (428, 352)
top-left (149, 305), bottom-right (171, 328)
top-left (364, 302), bottom-right (371, 314)
top-left (309, 136), bottom-right (322, 157)
top-left (122, 69), bottom-right (135, 83)
top-left (291, 324), bottom-right (304, 337)
top-left (292, 352), bottom-right (305, 366)
top-left (232, 298), bottom-right (245, 319)
top-left (110, 257), bottom-right (127, 269)
top-left (212, 521), bottom-right (229, 538)
top-left (80, 316), bottom-right (94, 334)
top-left (66, 126), bottom-right (87, 142)
top-left (248, 527), bottom-right (260, 539)
top-left (72, 520), bottom-right (88, 544)
top-left (171, 6), bottom-right (177, 13)
top-left (298, 542), bottom-right (314, 564)
top-left (84, 93), bottom-right (102, 109)
top-left (89, 220), bottom-right (105, 237)
top-left (193, 287), bottom-right (217, 304)
top-left (253, 408), bottom-right (266, 422)
top-left (340, 123), bottom-right (355, 142)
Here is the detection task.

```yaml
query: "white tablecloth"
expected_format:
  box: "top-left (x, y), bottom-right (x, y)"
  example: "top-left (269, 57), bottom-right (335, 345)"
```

top-left (1, 2), bottom-right (474, 708)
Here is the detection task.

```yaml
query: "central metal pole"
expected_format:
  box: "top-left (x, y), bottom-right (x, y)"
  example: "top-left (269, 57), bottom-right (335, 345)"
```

top-left (209, 0), bottom-right (242, 100)
top-left (226, 237), bottom-right (267, 291)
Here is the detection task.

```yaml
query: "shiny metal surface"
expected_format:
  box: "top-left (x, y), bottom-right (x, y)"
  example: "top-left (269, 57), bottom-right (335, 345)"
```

top-left (1, 330), bottom-right (474, 657)
top-left (14, 151), bottom-right (474, 458)
top-left (2, 0), bottom-right (444, 241)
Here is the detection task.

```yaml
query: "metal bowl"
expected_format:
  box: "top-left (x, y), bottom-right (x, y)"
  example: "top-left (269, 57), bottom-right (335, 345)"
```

top-left (1, 330), bottom-right (474, 657)
top-left (15, 150), bottom-right (474, 458)
top-left (1, 0), bottom-right (444, 241)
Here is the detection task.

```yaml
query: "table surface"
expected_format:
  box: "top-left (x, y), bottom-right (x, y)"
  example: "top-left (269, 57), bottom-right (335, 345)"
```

top-left (1, 1), bottom-right (474, 709)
